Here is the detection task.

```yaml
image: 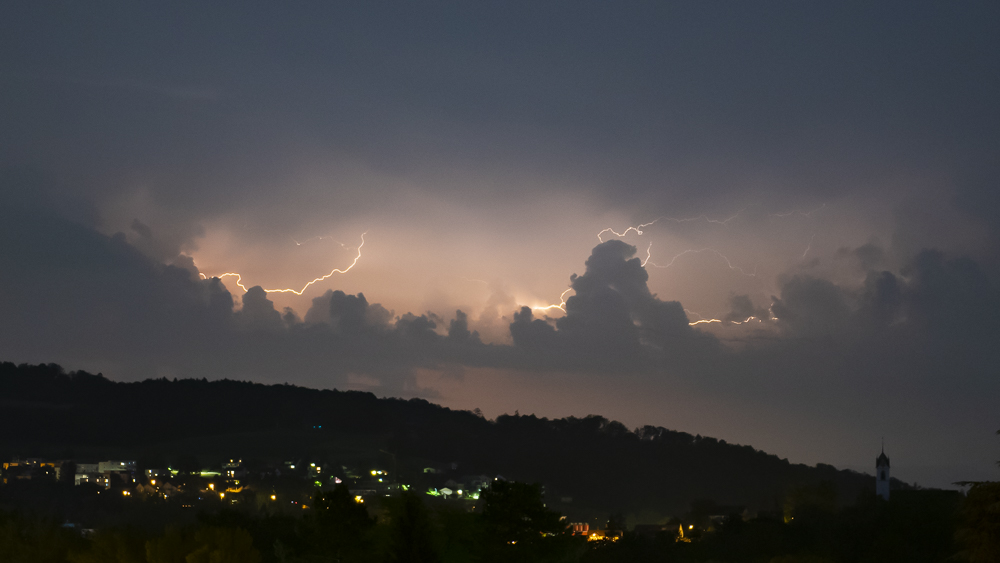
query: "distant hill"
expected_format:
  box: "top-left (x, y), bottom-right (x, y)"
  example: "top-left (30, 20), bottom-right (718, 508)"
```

top-left (0, 362), bottom-right (887, 516)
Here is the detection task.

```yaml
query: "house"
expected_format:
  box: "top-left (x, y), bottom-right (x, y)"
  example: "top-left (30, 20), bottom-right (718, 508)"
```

top-left (98, 460), bottom-right (136, 473)
top-left (2, 458), bottom-right (58, 482)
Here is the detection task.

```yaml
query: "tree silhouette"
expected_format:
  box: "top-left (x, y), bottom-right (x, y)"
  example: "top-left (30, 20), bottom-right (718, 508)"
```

top-left (384, 490), bottom-right (439, 563)
top-left (310, 484), bottom-right (375, 562)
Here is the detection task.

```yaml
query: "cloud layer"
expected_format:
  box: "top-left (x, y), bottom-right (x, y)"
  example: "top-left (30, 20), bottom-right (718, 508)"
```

top-left (1, 183), bottom-right (997, 489)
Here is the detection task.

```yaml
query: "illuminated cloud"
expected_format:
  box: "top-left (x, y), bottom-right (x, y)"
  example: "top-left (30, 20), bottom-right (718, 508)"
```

top-left (1, 177), bottom-right (999, 488)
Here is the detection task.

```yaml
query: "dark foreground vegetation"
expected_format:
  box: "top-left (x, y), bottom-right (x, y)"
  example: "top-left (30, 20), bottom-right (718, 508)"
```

top-left (1, 480), bottom-right (996, 563)
top-left (1, 362), bottom-right (887, 517)
top-left (3, 362), bottom-right (996, 562)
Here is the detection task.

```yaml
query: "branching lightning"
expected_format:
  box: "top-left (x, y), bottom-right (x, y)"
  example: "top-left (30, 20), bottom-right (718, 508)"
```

top-left (597, 218), bottom-right (662, 242)
top-left (200, 232), bottom-right (366, 295)
top-left (598, 211), bottom-right (756, 276)
top-left (769, 203), bottom-right (827, 219)
top-left (597, 210), bottom-right (743, 242)
top-left (646, 247), bottom-right (757, 277)
top-left (527, 204), bottom-right (818, 328)
top-left (590, 207), bottom-right (821, 332)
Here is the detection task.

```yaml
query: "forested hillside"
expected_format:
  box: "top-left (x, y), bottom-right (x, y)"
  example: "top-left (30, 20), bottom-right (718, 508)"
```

top-left (0, 362), bottom-right (884, 515)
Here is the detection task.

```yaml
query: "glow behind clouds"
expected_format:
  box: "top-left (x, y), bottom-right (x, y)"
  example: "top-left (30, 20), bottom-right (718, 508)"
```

top-left (179, 194), bottom-right (891, 341)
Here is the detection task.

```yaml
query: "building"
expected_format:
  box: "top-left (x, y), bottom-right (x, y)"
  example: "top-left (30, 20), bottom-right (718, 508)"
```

top-left (98, 460), bottom-right (136, 473)
top-left (76, 463), bottom-right (99, 474)
top-left (222, 459), bottom-right (246, 479)
top-left (876, 447), bottom-right (890, 501)
top-left (75, 472), bottom-right (110, 488)
top-left (2, 458), bottom-right (57, 482)
top-left (586, 529), bottom-right (622, 542)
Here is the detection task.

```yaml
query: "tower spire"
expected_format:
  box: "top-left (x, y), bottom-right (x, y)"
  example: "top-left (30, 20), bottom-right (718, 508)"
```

top-left (876, 441), bottom-right (890, 501)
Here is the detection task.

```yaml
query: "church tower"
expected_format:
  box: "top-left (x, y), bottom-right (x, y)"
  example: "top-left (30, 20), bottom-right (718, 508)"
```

top-left (876, 445), bottom-right (890, 501)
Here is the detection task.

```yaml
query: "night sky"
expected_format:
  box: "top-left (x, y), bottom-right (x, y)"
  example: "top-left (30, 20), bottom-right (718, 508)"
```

top-left (2, 2), bottom-right (998, 488)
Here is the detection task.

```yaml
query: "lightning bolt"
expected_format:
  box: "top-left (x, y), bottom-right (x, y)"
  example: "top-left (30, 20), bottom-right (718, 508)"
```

top-left (688, 316), bottom-right (762, 326)
top-left (684, 307), bottom-right (769, 326)
top-left (801, 234), bottom-right (816, 259)
top-left (646, 247), bottom-right (757, 277)
top-left (582, 206), bottom-right (817, 331)
top-left (597, 210), bottom-right (743, 242)
top-left (200, 232), bottom-right (366, 295)
top-left (532, 288), bottom-right (573, 313)
top-left (292, 235), bottom-right (345, 247)
top-left (684, 309), bottom-right (722, 325)
top-left (597, 219), bottom-right (662, 242)
top-left (599, 213), bottom-right (756, 276)
top-left (769, 203), bottom-right (827, 219)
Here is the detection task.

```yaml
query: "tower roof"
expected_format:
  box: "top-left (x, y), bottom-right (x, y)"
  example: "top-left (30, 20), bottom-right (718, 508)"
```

top-left (876, 450), bottom-right (890, 468)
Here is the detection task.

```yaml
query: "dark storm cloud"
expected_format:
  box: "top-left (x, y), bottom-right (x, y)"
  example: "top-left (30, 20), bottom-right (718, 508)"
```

top-left (0, 195), bottom-right (232, 370)
top-left (2, 1), bottom-right (998, 228)
top-left (304, 290), bottom-right (393, 335)
top-left (510, 240), bottom-right (713, 370)
top-left (836, 243), bottom-right (888, 273)
top-left (5, 188), bottom-right (997, 384)
top-left (1, 184), bottom-right (998, 485)
top-left (446, 310), bottom-right (480, 344)
top-left (772, 246), bottom-right (1000, 346)
top-left (0, 195), bottom-right (467, 391)
top-left (903, 250), bottom-right (1000, 343)
top-left (771, 277), bottom-right (853, 337)
top-left (0, 194), bottom-right (719, 385)
top-left (0, 192), bottom-right (677, 384)
top-left (236, 286), bottom-right (284, 331)
top-left (724, 295), bottom-right (770, 323)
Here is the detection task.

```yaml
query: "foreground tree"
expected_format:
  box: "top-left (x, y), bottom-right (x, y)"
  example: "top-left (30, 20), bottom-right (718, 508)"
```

top-left (480, 480), bottom-right (579, 563)
top-left (955, 430), bottom-right (1000, 562)
top-left (309, 484), bottom-right (376, 562)
top-left (956, 482), bottom-right (1000, 562)
top-left (384, 490), bottom-right (439, 563)
top-left (0, 511), bottom-right (79, 563)
top-left (145, 525), bottom-right (260, 563)
top-left (68, 529), bottom-right (145, 563)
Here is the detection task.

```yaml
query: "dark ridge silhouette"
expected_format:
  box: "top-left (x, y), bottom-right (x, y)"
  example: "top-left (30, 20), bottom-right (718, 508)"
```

top-left (0, 362), bottom-right (889, 514)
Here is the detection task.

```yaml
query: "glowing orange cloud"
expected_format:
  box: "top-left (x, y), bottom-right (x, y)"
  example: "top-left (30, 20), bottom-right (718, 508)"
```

top-left (530, 206), bottom-right (816, 330)
top-left (532, 288), bottom-right (574, 313)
